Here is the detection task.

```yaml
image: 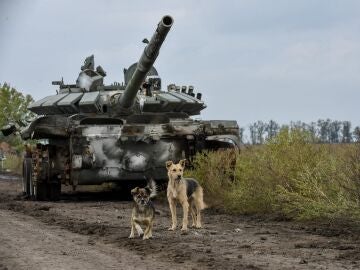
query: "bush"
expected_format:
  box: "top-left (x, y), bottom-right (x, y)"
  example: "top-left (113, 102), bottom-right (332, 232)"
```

top-left (2, 154), bottom-right (22, 174)
top-left (189, 129), bottom-right (360, 221)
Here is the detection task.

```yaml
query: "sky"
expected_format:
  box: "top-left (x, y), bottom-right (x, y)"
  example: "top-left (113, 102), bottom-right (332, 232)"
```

top-left (1, 0), bottom-right (360, 131)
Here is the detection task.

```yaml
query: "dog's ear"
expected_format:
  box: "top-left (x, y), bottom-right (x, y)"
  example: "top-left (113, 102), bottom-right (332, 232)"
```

top-left (131, 187), bottom-right (139, 195)
top-left (144, 187), bottom-right (151, 195)
top-left (165, 160), bottom-right (173, 170)
top-left (179, 159), bottom-right (186, 168)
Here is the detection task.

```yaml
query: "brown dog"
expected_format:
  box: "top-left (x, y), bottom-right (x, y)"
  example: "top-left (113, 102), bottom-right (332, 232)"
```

top-left (166, 159), bottom-right (205, 231)
top-left (129, 179), bottom-right (157, 240)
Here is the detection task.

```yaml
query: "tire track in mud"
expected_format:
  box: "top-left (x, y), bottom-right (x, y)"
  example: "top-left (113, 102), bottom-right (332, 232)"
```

top-left (1, 175), bottom-right (360, 270)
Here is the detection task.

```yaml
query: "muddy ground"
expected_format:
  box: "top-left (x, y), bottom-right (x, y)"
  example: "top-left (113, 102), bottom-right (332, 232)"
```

top-left (0, 174), bottom-right (359, 270)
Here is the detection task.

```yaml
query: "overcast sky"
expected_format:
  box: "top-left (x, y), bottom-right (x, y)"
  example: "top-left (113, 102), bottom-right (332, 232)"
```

top-left (1, 0), bottom-right (360, 130)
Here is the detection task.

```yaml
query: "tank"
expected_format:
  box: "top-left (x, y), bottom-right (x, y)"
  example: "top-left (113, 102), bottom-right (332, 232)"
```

top-left (16, 15), bottom-right (240, 200)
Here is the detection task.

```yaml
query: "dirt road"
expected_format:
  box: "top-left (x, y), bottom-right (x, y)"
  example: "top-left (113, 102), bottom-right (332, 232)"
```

top-left (0, 174), bottom-right (359, 270)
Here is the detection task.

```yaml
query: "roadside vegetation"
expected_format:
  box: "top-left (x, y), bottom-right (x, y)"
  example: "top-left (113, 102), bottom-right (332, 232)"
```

top-left (0, 83), bottom-right (34, 173)
top-left (190, 128), bottom-right (360, 222)
top-left (2, 154), bottom-right (22, 173)
top-left (0, 83), bottom-right (34, 153)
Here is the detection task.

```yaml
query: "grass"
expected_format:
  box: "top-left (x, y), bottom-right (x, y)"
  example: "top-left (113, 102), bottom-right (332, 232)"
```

top-left (2, 154), bottom-right (22, 174)
top-left (188, 129), bottom-right (360, 221)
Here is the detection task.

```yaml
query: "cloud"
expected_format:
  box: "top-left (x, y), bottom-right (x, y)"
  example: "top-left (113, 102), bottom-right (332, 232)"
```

top-left (1, 0), bottom-right (360, 126)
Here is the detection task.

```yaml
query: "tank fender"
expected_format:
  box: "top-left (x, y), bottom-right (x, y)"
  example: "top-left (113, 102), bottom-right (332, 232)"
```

top-left (205, 134), bottom-right (240, 148)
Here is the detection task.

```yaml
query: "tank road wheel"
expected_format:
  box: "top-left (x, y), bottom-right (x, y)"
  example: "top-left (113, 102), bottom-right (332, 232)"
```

top-left (22, 158), bottom-right (32, 196)
top-left (33, 176), bottom-right (61, 201)
top-left (47, 179), bottom-right (61, 201)
top-left (33, 181), bottom-right (48, 201)
top-left (31, 146), bottom-right (62, 201)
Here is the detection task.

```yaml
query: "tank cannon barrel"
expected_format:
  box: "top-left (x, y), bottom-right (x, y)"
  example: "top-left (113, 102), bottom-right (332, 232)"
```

top-left (117, 15), bottom-right (173, 111)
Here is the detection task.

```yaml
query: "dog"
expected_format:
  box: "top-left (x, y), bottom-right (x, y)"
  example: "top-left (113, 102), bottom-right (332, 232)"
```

top-left (129, 178), bottom-right (157, 240)
top-left (166, 159), bottom-right (205, 231)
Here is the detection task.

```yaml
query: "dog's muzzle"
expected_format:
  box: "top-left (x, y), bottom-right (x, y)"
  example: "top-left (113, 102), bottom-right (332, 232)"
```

top-left (175, 175), bottom-right (182, 183)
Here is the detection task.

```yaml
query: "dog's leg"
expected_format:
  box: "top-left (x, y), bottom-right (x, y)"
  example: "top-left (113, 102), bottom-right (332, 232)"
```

top-left (194, 197), bottom-right (203, 228)
top-left (134, 221), bottom-right (144, 237)
top-left (143, 222), bottom-right (150, 240)
top-left (190, 200), bottom-right (196, 227)
top-left (195, 204), bottom-right (202, 228)
top-left (194, 187), bottom-right (205, 228)
top-left (148, 220), bottom-right (153, 238)
top-left (180, 199), bottom-right (189, 231)
top-left (167, 197), bottom-right (177, 230)
top-left (129, 219), bottom-right (136, 238)
top-left (143, 220), bottom-right (153, 240)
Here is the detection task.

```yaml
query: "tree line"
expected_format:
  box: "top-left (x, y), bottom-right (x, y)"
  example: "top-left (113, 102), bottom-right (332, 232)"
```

top-left (240, 120), bottom-right (360, 144)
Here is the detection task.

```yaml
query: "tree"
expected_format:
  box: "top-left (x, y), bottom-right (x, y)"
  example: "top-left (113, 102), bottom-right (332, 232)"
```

top-left (238, 127), bottom-right (245, 144)
top-left (341, 121), bottom-right (352, 143)
top-left (353, 126), bottom-right (360, 143)
top-left (255, 121), bottom-right (266, 144)
top-left (329, 120), bottom-right (341, 143)
top-left (0, 83), bottom-right (34, 151)
top-left (249, 123), bottom-right (258, 145)
top-left (317, 119), bottom-right (331, 143)
top-left (0, 83), bottom-right (34, 128)
top-left (265, 120), bottom-right (279, 140)
top-left (306, 122), bottom-right (317, 140)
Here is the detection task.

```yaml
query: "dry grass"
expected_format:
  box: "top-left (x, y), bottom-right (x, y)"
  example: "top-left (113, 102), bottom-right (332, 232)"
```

top-left (188, 129), bottom-right (360, 221)
top-left (2, 154), bottom-right (22, 174)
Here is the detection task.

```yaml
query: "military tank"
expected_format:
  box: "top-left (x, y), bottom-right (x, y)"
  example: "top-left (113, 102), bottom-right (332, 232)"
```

top-left (17, 15), bottom-right (240, 200)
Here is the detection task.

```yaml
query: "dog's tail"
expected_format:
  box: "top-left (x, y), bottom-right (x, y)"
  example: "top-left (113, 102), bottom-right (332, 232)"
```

top-left (200, 200), bottom-right (208, 210)
top-left (197, 186), bottom-right (207, 210)
top-left (146, 177), bottom-right (157, 199)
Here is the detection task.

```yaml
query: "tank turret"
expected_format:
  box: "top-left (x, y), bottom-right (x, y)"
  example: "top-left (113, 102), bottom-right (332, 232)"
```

top-left (116, 15), bottom-right (173, 113)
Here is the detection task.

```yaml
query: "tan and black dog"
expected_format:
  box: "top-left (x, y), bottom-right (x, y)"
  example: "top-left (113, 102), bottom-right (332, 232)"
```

top-left (129, 179), bottom-right (157, 240)
top-left (166, 159), bottom-right (205, 231)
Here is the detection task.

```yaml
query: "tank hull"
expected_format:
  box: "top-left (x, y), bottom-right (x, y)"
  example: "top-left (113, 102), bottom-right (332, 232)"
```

top-left (26, 117), bottom-right (239, 189)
